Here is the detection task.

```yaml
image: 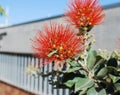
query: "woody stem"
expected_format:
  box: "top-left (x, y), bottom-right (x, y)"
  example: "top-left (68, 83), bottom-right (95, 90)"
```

top-left (83, 33), bottom-right (88, 70)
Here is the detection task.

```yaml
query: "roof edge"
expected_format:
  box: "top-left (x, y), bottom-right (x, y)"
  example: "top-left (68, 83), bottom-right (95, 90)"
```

top-left (0, 2), bottom-right (120, 29)
top-left (0, 14), bottom-right (64, 29)
top-left (103, 2), bottom-right (120, 10)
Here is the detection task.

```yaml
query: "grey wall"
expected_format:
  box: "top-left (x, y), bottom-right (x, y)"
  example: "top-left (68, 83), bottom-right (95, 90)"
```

top-left (93, 6), bottom-right (120, 51)
top-left (0, 4), bottom-right (120, 53)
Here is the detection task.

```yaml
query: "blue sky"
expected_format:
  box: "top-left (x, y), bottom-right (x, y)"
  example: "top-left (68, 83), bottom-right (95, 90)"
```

top-left (0, 0), bottom-right (120, 25)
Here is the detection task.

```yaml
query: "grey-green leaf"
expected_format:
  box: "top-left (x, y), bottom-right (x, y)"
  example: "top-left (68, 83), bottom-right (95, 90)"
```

top-left (65, 67), bottom-right (81, 73)
top-left (93, 58), bottom-right (105, 73)
top-left (114, 83), bottom-right (120, 90)
top-left (75, 78), bottom-right (94, 92)
top-left (66, 59), bottom-right (80, 67)
top-left (64, 77), bottom-right (81, 88)
top-left (96, 67), bottom-right (108, 79)
top-left (64, 80), bottom-right (75, 88)
top-left (87, 50), bottom-right (97, 70)
top-left (87, 87), bottom-right (106, 95)
top-left (99, 89), bottom-right (106, 95)
top-left (109, 74), bottom-right (120, 83)
top-left (79, 69), bottom-right (87, 76)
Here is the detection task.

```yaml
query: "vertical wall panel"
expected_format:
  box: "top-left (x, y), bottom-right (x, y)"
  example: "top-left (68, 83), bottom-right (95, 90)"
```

top-left (0, 53), bottom-right (70, 95)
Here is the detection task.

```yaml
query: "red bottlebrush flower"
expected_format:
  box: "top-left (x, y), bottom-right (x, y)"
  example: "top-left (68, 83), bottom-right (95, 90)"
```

top-left (65, 0), bottom-right (105, 29)
top-left (32, 23), bottom-right (84, 66)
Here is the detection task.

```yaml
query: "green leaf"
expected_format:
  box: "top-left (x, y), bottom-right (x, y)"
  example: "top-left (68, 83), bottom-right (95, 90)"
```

top-left (109, 74), bottom-right (120, 83)
top-left (117, 68), bottom-right (120, 71)
top-left (66, 59), bottom-right (80, 67)
top-left (65, 67), bottom-right (81, 73)
top-left (79, 90), bottom-right (87, 95)
top-left (111, 50), bottom-right (120, 60)
top-left (64, 77), bottom-right (80, 88)
top-left (64, 80), bottom-right (75, 88)
top-left (87, 50), bottom-right (97, 70)
top-left (87, 87), bottom-right (97, 95)
top-left (79, 69), bottom-right (87, 76)
top-left (47, 49), bottom-right (57, 57)
top-left (0, 6), bottom-right (7, 17)
top-left (87, 87), bottom-right (106, 95)
top-left (96, 67), bottom-right (108, 79)
top-left (75, 78), bottom-right (94, 92)
top-left (93, 58), bottom-right (106, 73)
top-left (98, 89), bottom-right (106, 95)
top-left (114, 83), bottom-right (120, 90)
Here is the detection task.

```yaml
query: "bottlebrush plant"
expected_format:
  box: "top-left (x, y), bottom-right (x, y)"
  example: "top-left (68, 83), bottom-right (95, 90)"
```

top-left (32, 0), bottom-right (120, 95)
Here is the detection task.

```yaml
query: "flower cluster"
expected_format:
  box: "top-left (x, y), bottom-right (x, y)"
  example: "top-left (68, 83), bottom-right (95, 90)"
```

top-left (65, 0), bottom-right (105, 31)
top-left (33, 24), bottom-right (84, 65)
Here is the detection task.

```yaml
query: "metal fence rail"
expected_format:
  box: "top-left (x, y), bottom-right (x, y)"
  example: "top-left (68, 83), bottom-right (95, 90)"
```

top-left (0, 52), bottom-right (70, 95)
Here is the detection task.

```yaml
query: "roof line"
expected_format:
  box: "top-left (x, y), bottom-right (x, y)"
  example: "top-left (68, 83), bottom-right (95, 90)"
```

top-left (103, 2), bottom-right (120, 9)
top-left (0, 2), bottom-right (120, 29)
top-left (0, 14), bottom-right (64, 29)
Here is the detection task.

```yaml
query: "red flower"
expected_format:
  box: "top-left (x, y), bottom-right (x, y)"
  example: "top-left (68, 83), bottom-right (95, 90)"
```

top-left (32, 23), bottom-right (84, 65)
top-left (65, 0), bottom-right (105, 28)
